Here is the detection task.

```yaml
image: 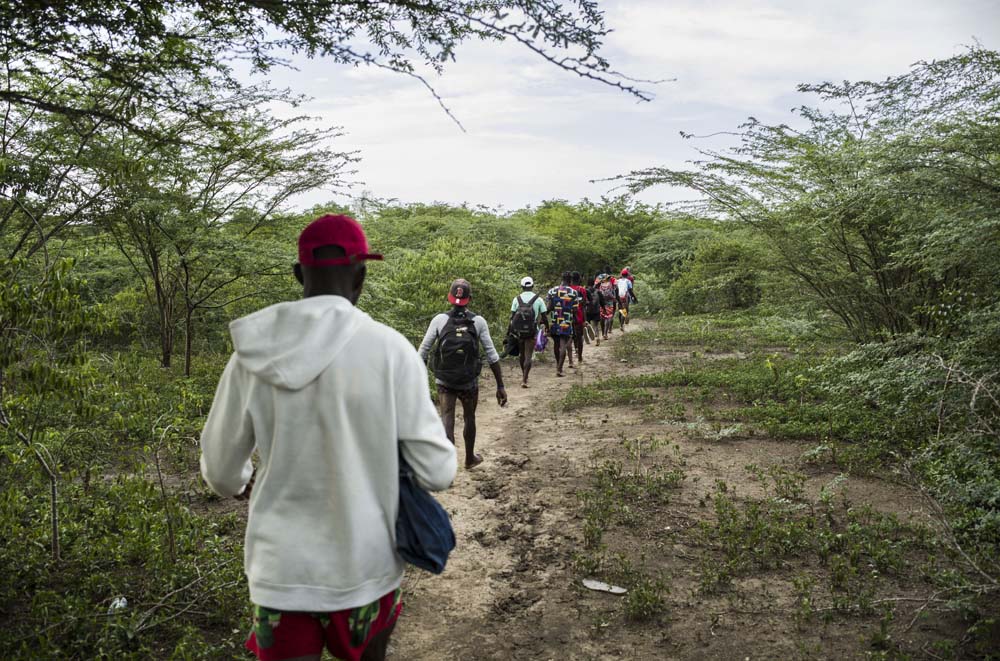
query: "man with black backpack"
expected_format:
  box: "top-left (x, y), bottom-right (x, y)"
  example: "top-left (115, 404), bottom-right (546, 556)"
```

top-left (419, 278), bottom-right (508, 469)
top-left (509, 276), bottom-right (549, 388)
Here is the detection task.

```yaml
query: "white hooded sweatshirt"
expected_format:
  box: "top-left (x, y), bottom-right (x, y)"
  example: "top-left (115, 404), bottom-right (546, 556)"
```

top-left (200, 295), bottom-right (456, 612)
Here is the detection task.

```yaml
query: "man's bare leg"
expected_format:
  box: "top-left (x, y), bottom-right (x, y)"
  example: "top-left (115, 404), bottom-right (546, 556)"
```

top-left (360, 617), bottom-right (397, 661)
top-left (520, 338), bottom-right (535, 387)
top-left (460, 392), bottom-right (482, 467)
top-left (555, 336), bottom-right (569, 376)
top-left (437, 389), bottom-right (458, 445)
top-left (573, 323), bottom-right (584, 361)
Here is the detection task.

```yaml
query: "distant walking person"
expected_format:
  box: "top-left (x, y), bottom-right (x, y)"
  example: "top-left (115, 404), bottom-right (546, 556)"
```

top-left (596, 273), bottom-right (618, 341)
top-left (569, 271), bottom-right (589, 363)
top-left (585, 275), bottom-right (601, 343)
top-left (510, 276), bottom-right (548, 388)
top-left (616, 268), bottom-right (635, 331)
top-left (547, 271), bottom-right (580, 377)
top-left (419, 278), bottom-right (508, 468)
top-left (200, 214), bottom-right (456, 661)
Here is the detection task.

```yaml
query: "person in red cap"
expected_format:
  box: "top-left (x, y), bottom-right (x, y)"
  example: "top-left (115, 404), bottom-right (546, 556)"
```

top-left (200, 214), bottom-right (456, 661)
top-left (418, 278), bottom-right (507, 468)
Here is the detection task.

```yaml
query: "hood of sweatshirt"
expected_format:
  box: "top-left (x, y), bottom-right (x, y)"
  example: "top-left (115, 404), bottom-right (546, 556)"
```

top-left (229, 295), bottom-right (362, 390)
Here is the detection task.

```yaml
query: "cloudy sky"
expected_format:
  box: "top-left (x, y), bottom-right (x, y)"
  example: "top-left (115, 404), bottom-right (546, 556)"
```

top-left (249, 0), bottom-right (1000, 210)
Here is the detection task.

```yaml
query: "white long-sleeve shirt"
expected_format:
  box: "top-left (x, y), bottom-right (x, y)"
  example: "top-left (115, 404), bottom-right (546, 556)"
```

top-left (200, 295), bottom-right (456, 612)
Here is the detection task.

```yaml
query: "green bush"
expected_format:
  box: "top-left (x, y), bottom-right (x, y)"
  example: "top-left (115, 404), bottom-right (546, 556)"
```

top-left (668, 239), bottom-right (764, 313)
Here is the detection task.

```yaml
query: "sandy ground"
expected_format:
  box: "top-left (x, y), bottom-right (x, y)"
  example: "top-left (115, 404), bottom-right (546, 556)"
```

top-left (389, 320), bottom-right (953, 660)
top-left (393, 325), bottom-right (634, 660)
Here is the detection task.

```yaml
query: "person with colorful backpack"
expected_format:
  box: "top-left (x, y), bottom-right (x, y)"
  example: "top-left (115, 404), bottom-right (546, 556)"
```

top-left (569, 271), bottom-right (589, 363)
top-left (509, 276), bottom-right (549, 388)
top-left (546, 271), bottom-right (581, 377)
top-left (418, 278), bottom-right (507, 469)
top-left (596, 273), bottom-right (618, 341)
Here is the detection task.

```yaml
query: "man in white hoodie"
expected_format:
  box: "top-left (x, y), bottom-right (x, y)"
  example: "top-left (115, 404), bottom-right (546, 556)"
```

top-left (200, 214), bottom-right (456, 661)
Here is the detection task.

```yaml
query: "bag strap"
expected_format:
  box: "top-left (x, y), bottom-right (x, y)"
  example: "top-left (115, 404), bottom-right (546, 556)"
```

top-left (443, 309), bottom-right (479, 340)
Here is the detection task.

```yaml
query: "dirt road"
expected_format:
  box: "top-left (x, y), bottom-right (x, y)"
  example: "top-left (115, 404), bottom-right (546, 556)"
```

top-left (394, 322), bottom-right (677, 659)
top-left (391, 320), bottom-right (945, 660)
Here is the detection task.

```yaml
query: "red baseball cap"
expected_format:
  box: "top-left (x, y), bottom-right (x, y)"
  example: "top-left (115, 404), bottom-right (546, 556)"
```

top-left (448, 278), bottom-right (472, 306)
top-left (298, 214), bottom-right (383, 267)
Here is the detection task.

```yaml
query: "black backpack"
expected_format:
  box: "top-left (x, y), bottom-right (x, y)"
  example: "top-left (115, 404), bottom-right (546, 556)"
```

top-left (433, 310), bottom-right (483, 389)
top-left (511, 293), bottom-right (540, 338)
top-left (586, 286), bottom-right (600, 315)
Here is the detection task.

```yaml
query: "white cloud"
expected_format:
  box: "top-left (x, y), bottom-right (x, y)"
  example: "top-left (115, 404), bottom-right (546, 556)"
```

top-left (253, 0), bottom-right (1000, 210)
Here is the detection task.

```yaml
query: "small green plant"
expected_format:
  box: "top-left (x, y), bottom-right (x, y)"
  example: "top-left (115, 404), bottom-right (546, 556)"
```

top-left (768, 465), bottom-right (806, 501)
top-left (792, 574), bottom-right (816, 630)
top-left (572, 551), bottom-right (604, 576)
top-left (623, 575), bottom-right (669, 622)
top-left (605, 554), bottom-right (669, 622)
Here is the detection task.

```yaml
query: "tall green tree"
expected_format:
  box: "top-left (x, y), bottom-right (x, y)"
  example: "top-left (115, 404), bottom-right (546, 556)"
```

top-left (614, 47), bottom-right (1000, 344)
top-left (1, 1), bottom-right (650, 136)
top-left (99, 95), bottom-right (353, 371)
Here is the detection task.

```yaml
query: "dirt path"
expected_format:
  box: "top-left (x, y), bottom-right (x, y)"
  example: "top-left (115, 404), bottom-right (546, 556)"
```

top-left (390, 319), bottom-right (943, 660)
top-left (393, 321), bottom-right (672, 659)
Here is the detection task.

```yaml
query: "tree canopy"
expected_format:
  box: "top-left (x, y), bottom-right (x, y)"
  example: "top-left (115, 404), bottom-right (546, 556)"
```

top-left (1, 0), bottom-right (650, 137)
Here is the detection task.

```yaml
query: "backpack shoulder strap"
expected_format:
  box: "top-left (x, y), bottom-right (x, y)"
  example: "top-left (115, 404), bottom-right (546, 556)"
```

top-left (438, 310), bottom-right (477, 343)
top-left (465, 311), bottom-right (480, 340)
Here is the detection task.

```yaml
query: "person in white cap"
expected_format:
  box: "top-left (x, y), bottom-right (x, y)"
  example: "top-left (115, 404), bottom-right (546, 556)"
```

top-left (509, 276), bottom-right (549, 387)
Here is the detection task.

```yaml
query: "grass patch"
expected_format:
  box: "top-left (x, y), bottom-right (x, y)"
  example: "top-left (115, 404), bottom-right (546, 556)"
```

top-left (560, 351), bottom-right (823, 416)
top-left (695, 473), bottom-right (942, 619)
top-left (574, 437), bottom-right (682, 625)
top-left (560, 384), bottom-right (657, 412)
top-left (615, 310), bottom-right (835, 358)
top-left (578, 310), bottom-right (1000, 655)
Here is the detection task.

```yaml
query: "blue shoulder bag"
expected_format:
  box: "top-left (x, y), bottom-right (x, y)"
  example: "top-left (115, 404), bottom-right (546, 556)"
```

top-left (396, 452), bottom-right (456, 574)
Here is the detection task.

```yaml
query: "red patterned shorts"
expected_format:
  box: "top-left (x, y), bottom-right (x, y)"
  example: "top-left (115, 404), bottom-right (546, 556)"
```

top-left (246, 588), bottom-right (402, 661)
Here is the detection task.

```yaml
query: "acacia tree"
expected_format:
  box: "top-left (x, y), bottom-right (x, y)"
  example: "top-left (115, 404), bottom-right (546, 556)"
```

top-left (612, 47), bottom-right (1000, 343)
top-left (1, 1), bottom-right (651, 135)
top-left (100, 94), bottom-right (354, 370)
top-left (0, 69), bottom-right (128, 259)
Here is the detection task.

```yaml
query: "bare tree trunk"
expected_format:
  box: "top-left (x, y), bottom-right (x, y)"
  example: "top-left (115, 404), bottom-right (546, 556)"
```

top-left (153, 440), bottom-right (177, 564)
top-left (184, 308), bottom-right (193, 377)
top-left (159, 292), bottom-right (174, 369)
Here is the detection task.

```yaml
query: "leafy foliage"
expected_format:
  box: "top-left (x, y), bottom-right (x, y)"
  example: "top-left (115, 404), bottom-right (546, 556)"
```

top-left (616, 47), bottom-right (1000, 346)
top-left (1, 0), bottom-right (650, 140)
top-left (0, 196), bottom-right (662, 655)
top-left (667, 238), bottom-right (764, 314)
